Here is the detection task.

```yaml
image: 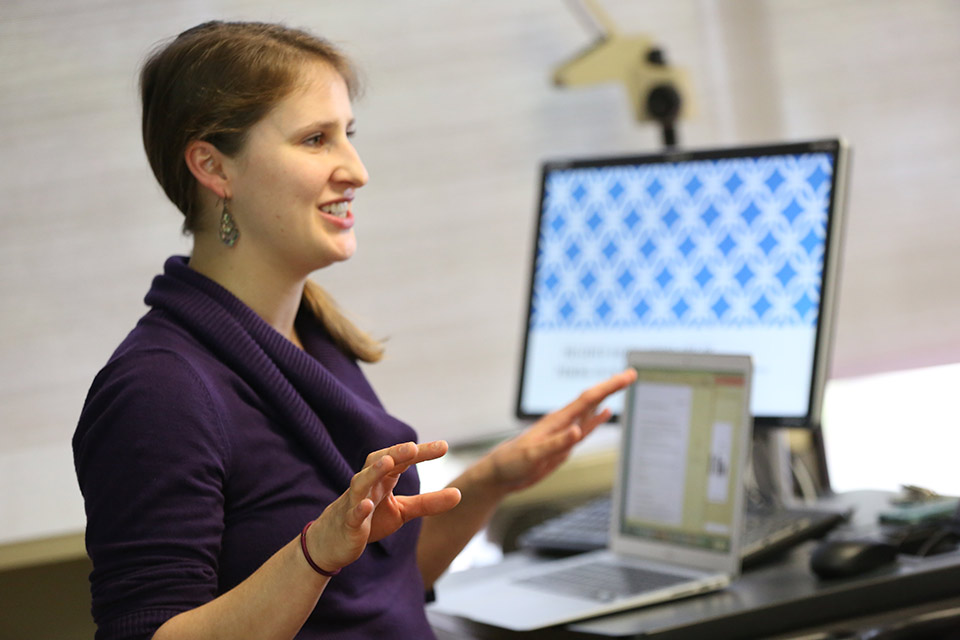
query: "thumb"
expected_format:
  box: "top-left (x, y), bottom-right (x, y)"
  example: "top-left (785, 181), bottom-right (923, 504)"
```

top-left (396, 488), bottom-right (462, 521)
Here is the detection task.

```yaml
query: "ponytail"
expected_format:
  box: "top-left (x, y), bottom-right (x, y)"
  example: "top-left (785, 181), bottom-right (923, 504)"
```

top-left (302, 280), bottom-right (384, 363)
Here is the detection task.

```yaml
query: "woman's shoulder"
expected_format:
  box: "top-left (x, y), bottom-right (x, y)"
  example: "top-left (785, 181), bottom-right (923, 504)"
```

top-left (75, 310), bottom-right (235, 458)
top-left (111, 307), bottom-right (211, 362)
top-left (103, 307), bottom-right (240, 390)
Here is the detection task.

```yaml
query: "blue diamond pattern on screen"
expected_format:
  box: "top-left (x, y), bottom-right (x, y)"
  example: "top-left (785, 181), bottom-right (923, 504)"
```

top-left (532, 153), bottom-right (833, 328)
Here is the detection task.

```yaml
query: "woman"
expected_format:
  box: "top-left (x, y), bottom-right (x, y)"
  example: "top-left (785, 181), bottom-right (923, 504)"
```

top-left (73, 20), bottom-right (635, 640)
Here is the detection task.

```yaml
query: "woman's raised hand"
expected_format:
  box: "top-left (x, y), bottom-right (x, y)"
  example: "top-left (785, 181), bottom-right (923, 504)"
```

top-left (474, 369), bottom-right (637, 496)
top-left (303, 441), bottom-right (462, 574)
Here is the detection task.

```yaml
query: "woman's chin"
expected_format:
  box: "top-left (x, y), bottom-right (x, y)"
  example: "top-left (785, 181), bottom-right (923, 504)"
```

top-left (319, 239), bottom-right (357, 266)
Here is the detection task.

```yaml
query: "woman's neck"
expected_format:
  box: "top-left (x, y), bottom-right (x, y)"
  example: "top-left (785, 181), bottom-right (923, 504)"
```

top-left (188, 236), bottom-right (307, 348)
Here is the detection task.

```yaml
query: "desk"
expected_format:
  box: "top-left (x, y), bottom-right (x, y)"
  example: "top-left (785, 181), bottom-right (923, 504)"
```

top-left (428, 491), bottom-right (960, 639)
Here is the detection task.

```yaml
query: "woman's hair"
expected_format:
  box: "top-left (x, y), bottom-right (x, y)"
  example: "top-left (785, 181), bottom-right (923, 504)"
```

top-left (140, 20), bottom-right (383, 363)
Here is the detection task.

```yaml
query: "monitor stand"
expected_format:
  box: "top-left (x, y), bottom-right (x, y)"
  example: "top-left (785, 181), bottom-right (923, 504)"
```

top-left (751, 428), bottom-right (797, 506)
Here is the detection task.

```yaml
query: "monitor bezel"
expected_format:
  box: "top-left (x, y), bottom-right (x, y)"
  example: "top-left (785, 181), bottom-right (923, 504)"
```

top-left (514, 138), bottom-right (850, 430)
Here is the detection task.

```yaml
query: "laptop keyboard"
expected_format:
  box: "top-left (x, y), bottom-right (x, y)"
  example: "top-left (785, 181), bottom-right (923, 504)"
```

top-left (521, 497), bottom-right (611, 551)
top-left (516, 560), bottom-right (692, 603)
top-left (745, 509), bottom-right (815, 547)
top-left (518, 496), bottom-right (847, 567)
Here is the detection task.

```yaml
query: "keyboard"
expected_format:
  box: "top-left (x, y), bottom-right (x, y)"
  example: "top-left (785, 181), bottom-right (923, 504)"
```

top-left (516, 560), bottom-right (692, 603)
top-left (517, 496), bottom-right (849, 568)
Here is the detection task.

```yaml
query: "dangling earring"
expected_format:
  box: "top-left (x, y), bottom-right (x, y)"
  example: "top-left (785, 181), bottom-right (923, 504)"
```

top-left (218, 198), bottom-right (239, 248)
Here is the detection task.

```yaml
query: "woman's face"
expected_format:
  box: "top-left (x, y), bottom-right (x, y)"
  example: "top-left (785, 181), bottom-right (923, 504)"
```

top-left (224, 61), bottom-right (368, 275)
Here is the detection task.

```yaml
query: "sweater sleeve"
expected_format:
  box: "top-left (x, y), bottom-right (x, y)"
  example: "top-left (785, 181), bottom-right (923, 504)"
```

top-left (73, 348), bottom-right (231, 640)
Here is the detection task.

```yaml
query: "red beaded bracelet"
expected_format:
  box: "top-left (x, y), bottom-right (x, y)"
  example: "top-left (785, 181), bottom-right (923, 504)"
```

top-left (300, 520), bottom-right (341, 577)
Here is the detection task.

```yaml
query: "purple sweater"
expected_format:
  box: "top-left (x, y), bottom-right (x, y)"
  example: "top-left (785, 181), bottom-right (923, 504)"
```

top-left (73, 256), bottom-right (435, 639)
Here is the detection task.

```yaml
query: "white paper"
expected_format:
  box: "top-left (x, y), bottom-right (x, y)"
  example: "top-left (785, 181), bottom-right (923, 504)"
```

top-left (625, 382), bottom-right (693, 526)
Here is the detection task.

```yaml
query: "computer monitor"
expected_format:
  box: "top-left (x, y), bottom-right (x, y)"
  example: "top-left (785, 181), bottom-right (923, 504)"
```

top-left (516, 139), bottom-right (849, 429)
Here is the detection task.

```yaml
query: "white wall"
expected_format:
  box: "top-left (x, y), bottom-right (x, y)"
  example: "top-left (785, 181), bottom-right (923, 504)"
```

top-left (2, 0), bottom-right (959, 542)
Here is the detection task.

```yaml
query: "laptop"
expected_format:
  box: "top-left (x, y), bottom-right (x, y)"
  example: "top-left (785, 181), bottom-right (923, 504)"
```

top-left (431, 350), bottom-right (753, 631)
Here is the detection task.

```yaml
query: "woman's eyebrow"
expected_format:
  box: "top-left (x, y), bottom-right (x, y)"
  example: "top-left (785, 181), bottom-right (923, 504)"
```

top-left (291, 118), bottom-right (355, 137)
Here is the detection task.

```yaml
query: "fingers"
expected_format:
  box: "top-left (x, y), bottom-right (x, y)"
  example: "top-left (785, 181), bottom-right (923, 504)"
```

top-left (364, 440), bottom-right (449, 473)
top-left (577, 368), bottom-right (636, 409)
top-left (346, 452), bottom-right (397, 515)
top-left (344, 497), bottom-right (376, 529)
top-left (403, 440), bottom-right (449, 467)
top-left (551, 369), bottom-right (636, 426)
top-left (364, 441), bottom-right (416, 467)
top-left (311, 463), bottom-right (392, 568)
top-left (526, 423), bottom-right (583, 463)
top-left (346, 440), bottom-right (452, 524)
top-left (518, 406), bottom-right (612, 472)
top-left (578, 406), bottom-right (614, 439)
top-left (396, 487), bottom-right (462, 520)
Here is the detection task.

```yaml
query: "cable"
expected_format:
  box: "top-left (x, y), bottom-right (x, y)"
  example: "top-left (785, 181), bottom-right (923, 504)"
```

top-left (563, 0), bottom-right (617, 38)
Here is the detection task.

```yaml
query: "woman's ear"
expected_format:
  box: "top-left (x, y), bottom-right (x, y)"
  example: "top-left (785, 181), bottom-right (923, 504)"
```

top-left (184, 140), bottom-right (230, 200)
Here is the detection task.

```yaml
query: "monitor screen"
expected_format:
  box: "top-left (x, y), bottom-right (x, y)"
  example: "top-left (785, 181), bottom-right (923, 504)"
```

top-left (516, 139), bottom-right (849, 428)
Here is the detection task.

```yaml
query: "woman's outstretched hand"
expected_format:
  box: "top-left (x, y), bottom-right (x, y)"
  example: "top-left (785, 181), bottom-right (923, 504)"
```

top-left (413, 370), bottom-right (636, 587)
top-left (475, 369), bottom-right (637, 496)
top-left (303, 441), bottom-right (462, 574)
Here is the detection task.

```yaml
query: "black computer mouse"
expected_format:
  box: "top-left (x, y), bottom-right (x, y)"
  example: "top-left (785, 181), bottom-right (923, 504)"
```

top-left (809, 538), bottom-right (899, 579)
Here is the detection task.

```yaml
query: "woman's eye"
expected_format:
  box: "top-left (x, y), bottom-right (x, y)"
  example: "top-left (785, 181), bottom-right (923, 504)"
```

top-left (304, 133), bottom-right (325, 146)
top-left (346, 128), bottom-right (357, 138)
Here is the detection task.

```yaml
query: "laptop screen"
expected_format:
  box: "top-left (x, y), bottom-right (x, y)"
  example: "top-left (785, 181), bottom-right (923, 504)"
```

top-left (618, 360), bottom-right (750, 555)
top-left (516, 140), bottom-right (848, 428)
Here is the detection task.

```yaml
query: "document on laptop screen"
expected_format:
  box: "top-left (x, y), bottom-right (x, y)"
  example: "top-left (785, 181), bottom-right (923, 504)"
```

top-left (626, 381), bottom-right (692, 525)
top-left (621, 368), bottom-right (748, 552)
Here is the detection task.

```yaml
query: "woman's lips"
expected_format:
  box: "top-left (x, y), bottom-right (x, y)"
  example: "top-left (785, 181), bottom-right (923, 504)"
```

top-left (318, 204), bottom-right (354, 229)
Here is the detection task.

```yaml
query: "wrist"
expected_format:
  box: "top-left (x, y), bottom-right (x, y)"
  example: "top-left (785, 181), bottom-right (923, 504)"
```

top-left (459, 455), bottom-right (512, 503)
top-left (300, 520), bottom-right (340, 577)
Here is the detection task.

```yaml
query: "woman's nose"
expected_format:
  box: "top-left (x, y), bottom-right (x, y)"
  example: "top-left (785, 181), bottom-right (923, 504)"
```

top-left (333, 141), bottom-right (369, 188)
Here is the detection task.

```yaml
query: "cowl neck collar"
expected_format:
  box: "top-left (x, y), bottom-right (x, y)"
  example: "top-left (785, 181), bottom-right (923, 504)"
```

top-left (143, 256), bottom-right (419, 505)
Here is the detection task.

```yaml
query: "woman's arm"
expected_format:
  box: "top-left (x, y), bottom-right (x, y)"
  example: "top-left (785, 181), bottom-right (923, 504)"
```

top-left (153, 441), bottom-right (461, 640)
top-left (152, 534), bottom-right (328, 640)
top-left (416, 369), bottom-right (637, 588)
